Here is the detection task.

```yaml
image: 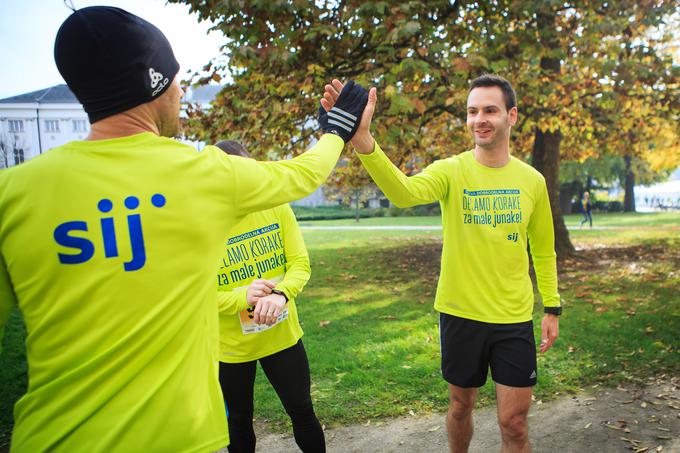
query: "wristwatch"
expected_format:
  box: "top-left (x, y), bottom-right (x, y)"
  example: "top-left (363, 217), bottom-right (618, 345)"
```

top-left (544, 306), bottom-right (562, 316)
top-left (271, 289), bottom-right (289, 303)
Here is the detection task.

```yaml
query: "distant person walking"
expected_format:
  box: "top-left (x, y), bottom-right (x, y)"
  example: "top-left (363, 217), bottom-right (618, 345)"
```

top-left (579, 191), bottom-right (592, 228)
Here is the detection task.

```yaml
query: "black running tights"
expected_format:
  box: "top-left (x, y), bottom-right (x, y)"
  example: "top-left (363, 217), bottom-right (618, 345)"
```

top-left (218, 340), bottom-right (325, 453)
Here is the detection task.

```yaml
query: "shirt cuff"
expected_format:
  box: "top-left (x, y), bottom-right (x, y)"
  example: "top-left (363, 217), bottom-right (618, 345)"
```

top-left (355, 141), bottom-right (382, 160)
top-left (320, 133), bottom-right (345, 147)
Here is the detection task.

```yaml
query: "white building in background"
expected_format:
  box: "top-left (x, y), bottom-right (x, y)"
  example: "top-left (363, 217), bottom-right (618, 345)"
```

top-left (0, 84), bottom-right (221, 167)
top-left (0, 85), bottom-right (89, 167)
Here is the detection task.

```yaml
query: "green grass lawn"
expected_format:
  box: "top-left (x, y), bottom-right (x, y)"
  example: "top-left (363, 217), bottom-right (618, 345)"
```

top-left (1, 212), bottom-right (678, 444)
top-left (299, 215), bottom-right (443, 227)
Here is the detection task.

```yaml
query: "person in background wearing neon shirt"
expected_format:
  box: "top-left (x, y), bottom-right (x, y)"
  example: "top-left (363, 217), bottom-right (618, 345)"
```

top-left (213, 140), bottom-right (325, 453)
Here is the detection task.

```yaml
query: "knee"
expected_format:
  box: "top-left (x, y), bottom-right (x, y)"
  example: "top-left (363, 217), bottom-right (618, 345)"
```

top-left (285, 400), bottom-right (316, 422)
top-left (498, 413), bottom-right (528, 440)
top-left (448, 399), bottom-right (474, 420)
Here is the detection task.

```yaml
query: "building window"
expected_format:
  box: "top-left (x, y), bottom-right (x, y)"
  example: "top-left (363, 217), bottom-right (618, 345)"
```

top-left (45, 120), bottom-right (60, 133)
top-left (73, 119), bottom-right (88, 133)
top-left (8, 120), bottom-right (24, 133)
top-left (13, 147), bottom-right (24, 165)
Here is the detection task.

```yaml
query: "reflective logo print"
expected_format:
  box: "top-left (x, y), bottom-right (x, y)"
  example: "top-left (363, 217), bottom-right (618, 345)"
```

top-left (54, 194), bottom-right (166, 272)
top-left (149, 68), bottom-right (164, 88)
top-left (149, 68), bottom-right (169, 96)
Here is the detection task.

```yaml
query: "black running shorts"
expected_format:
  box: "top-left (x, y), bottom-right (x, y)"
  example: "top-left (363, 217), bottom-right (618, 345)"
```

top-left (439, 313), bottom-right (537, 388)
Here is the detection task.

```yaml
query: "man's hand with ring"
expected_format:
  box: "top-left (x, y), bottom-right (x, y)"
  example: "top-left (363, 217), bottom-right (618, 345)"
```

top-left (246, 279), bottom-right (276, 307)
top-left (253, 293), bottom-right (287, 325)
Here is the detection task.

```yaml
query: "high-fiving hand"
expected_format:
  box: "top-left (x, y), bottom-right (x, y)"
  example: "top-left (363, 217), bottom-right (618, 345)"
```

top-left (317, 80), bottom-right (369, 143)
top-left (321, 79), bottom-right (377, 154)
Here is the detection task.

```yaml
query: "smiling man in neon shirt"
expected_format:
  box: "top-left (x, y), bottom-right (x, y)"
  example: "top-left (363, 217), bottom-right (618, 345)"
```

top-left (323, 75), bottom-right (561, 453)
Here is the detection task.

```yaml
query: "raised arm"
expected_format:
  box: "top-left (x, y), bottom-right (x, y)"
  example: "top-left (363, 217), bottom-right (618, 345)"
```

top-left (323, 80), bottom-right (448, 207)
top-left (216, 133), bottom-right (344, 217)
top-left (356, 145), bottom-right (449, 207)
top-left (226, 80), bottom-right (369, 217)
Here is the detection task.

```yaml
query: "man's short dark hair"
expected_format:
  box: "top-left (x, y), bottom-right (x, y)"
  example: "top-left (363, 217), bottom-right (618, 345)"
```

top-left (215, 140), bottom-right (250, 158)
top-left (469, 74), bottom-right (517, 111)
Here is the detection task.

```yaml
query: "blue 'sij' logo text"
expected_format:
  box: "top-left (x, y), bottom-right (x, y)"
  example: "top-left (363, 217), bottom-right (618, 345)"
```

top-left (53, 194), bottom-right (166, 271)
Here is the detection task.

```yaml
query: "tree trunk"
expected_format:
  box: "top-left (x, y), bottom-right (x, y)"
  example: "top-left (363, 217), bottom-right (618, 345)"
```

top-left (532, 129), bottom-right (575, 258)
top-left (624, 154), bottom-right (636, 212)
top-left (559, 181), bottom-right (580, 215)
top-left (533, 6), bottom-right (576, 258)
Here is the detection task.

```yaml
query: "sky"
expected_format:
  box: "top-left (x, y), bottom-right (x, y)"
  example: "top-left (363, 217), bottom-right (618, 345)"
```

top-left (0, 0), bottom-right (225, 99)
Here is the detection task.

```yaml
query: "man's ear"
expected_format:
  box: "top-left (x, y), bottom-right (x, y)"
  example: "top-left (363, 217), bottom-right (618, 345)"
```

top-left (508, 106), bottom-right (518, 127)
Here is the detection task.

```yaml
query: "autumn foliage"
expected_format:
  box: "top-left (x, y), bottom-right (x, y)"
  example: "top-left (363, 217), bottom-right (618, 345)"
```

top-left (172, 0), bottom-right (678, 256)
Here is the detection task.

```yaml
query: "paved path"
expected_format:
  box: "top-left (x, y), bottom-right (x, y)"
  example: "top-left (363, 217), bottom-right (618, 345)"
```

top-left (237, 379), bottom-right (680, 452)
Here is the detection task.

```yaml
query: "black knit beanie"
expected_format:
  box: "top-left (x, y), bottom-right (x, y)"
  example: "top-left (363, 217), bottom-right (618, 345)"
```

top-left (54, 6), bottom-right (180, 123)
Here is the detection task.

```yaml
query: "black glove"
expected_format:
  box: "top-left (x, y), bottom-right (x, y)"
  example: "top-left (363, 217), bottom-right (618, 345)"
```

top-left (318, 80), bottom-right (368, 143)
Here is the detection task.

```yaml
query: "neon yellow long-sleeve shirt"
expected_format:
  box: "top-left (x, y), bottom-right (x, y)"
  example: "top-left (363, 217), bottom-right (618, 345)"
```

top-left (0, 132), bottom-right (343, 453)
top-left (216, 204), bottom-right (309, 362)
top-left (357, 144), bottom-right (560, 324)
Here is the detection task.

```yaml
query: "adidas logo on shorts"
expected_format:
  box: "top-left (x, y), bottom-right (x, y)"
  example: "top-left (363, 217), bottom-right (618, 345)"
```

top-left (327, 106), bottom-right (358, 134)
top-left (529, 370), bottom-right (537, 379)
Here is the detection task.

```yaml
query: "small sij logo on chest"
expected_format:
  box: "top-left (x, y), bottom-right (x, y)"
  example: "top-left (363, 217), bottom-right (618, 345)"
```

top-left (507, 233), bottom-right (519, 242)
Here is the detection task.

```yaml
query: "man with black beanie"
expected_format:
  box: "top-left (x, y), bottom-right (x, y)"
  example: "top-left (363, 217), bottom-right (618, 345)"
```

top-left (0, 6), bottom-right (368, 452)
